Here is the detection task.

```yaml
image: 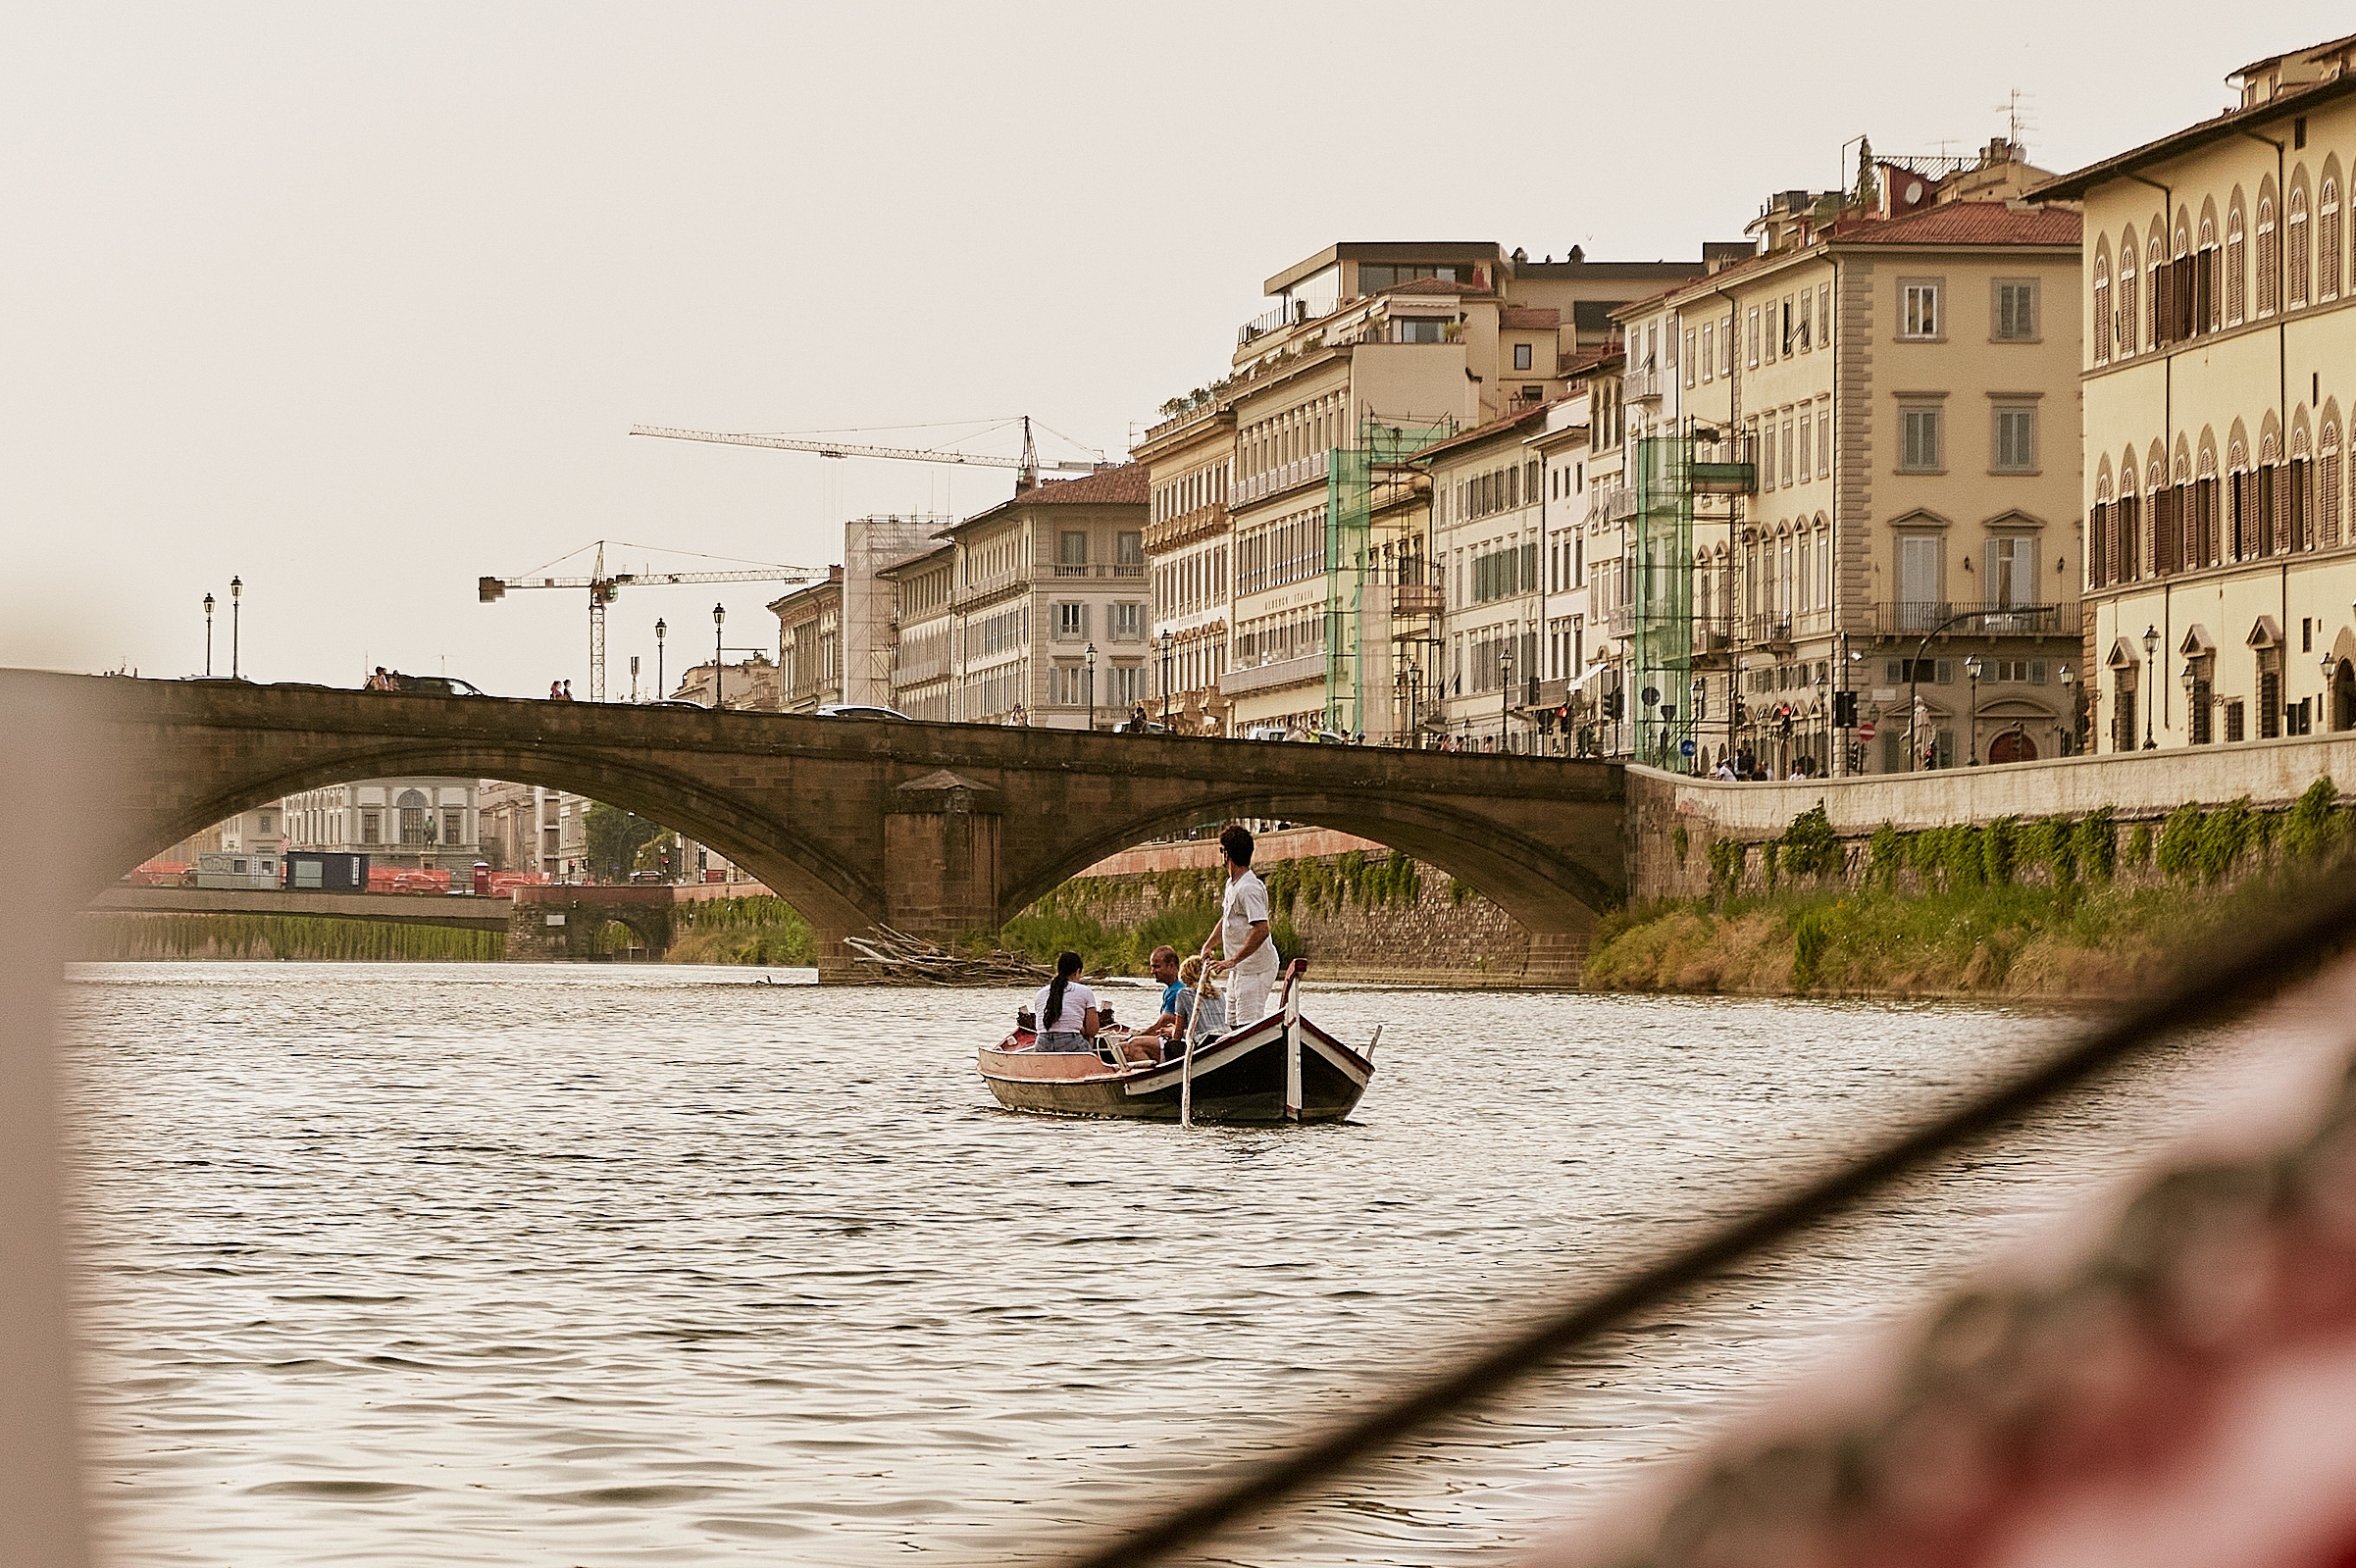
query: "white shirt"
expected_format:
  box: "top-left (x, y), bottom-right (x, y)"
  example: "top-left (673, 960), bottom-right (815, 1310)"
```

top-left (1031, 979), bottom-right (1096, 1035)
top-left (1221, 870), bottom-right (1278, 974)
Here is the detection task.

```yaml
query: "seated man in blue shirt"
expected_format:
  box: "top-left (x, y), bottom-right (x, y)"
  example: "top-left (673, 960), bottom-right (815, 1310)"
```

top-left (1141, 945), bottom-right (1185, 1043)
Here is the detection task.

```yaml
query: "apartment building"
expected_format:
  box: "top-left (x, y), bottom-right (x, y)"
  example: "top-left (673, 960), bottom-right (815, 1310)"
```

top-left (881, 541), bottom-right (955, 721)
top-left (1530, 384), bottom-right (1596, 751)
top-left (770, 567), bottom-right (844, 714)
top-left (1628, 144), bottom-right (2082, 775)
top-left (919, 466), bottom-right (1151, 729)
top-left (1424, 401), bottom-right (1554, 749)
top-left (2035, 31), bottom-right (2356, 751)
top-left (479, 782), bottom-right (583, 878)
top-left (1142, 242), bottom-right (1712, 739)
top-left (669, 654), bottom-right (781, 711)
top-left (1133, 396), bottom-right (1233, 733)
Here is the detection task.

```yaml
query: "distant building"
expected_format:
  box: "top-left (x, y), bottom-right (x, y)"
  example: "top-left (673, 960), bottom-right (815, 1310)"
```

top-left (478, 782), bottom-right (585, 879)
top-left (669, 653), bottom-right (780, 710)
top-left (770, 567), bottom-right (844, 714)
top-left (282, 779), bottom-right (482, 872)
top-left (1422, 400), bottom-right (1558, 750)
top-left (879, 540), bottom-right (955, 721)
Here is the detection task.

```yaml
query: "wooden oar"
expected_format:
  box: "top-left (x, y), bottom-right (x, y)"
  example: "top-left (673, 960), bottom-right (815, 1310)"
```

top-left (1178, 969), bottom-right (1218, 1130)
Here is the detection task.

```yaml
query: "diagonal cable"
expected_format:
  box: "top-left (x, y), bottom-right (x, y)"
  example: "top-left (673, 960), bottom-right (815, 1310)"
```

top-left (1053, 860), bottom-right (2356, 1568)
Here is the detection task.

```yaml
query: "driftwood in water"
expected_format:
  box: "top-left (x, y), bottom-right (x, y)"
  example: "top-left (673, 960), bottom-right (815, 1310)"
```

top-left (842, 926), bottom-right (1050, 986)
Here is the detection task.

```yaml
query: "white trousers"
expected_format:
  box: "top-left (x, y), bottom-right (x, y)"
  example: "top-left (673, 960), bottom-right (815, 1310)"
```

top-left (1226, 964), bottom-right (1278, 1027)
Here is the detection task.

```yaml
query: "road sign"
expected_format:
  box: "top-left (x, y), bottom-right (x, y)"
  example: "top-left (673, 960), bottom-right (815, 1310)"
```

top-left (1859, 720), bottom-right (1877, 740)
top-left (1680, 739), bottom-right (1697, 758)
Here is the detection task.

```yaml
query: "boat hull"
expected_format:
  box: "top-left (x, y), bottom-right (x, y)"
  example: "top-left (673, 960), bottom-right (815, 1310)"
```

top-left (977, 1012), bottom-right (1371, 1124)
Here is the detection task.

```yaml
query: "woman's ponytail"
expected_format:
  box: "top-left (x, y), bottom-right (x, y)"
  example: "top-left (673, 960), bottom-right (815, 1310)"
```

top-left (1045, 949), bottom-right (1082, 1031)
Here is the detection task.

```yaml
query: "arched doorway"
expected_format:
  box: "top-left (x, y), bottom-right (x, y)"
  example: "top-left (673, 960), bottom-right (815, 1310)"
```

top-left (1987, 729), bottom-right (2039, 764)
top-left (2336, 658), bottom-right (2356, 732)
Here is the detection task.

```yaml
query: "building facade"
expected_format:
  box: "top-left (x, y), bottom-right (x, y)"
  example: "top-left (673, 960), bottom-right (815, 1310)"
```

top-left (1424, 402), bottom-right (1554, 749)
top-left (770, 567), bottom-right (844, 713)
top-left (282, 779), bottom-right (483, 872)
top-left (881, 541), bottom-right (956, 721)
top-left (2038, 32), bottom-right (2356, 751)
top-left (1632, 148), bottom-right (2083, 775)
top-left (1133, 397), bottom-right (1235, 733)
top-left (1138, 242), bottom-right (1715, 740)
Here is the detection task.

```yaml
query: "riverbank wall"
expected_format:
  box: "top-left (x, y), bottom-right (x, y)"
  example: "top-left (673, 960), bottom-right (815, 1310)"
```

top-left (1627, 733), bottom-right (2356, 902)
top-left (1031, 827), bottom-right (1532, 984)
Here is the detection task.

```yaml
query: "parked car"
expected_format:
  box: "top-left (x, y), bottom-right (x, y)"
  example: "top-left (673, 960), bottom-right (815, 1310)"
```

top-left (373, 675), bottom-right (486, 697)
top-left (1112, 717), bottom-right (1171, 735)
top-left (1243, 726), bottom-right (1290, 742)
top-left (815, 703), bottom-right (912, 722)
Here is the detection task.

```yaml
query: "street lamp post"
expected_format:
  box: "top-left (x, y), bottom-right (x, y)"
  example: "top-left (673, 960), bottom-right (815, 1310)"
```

top-left (2142, 624), bottom-right (2160, 748)
top-left (630, 654), bottom-right (640, 702)
top-left (1690, 676), bottom-right (1706, 774)
top-left (1499, 648), bottom-right (1514, 753)
top-left (655, 618), bottom-right (667, 700)
top-left (1158, 629), bottom-right (1173, 727)
top-left (1085, 641), bottom-right (1099, 732)
top-left (2059, 664), bottom-right (2075, 754)
top-left (230, 576), bottom-right (242, 679)
top-left (1964, 653), bottom-right (1983, 764)
top-left (203, 592), bottom-right (215, 677)
top-left (1405, 660), bottom-right (1421, 747)
top-left (711, 603), bottom-right (725, 709)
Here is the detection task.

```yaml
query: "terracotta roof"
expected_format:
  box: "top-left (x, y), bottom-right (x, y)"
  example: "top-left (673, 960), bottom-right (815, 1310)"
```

top-left (1498, 305), bottom-right (1562, 329)
top-left (1411, 399), bottom-right (1562, 463)
top-left (1562, 344), bottom-right (1622, 378)
top-left (2032, 71), bottom-right (2356, 202)
top-left (944, 463), bottom-right (1148, 536)
top-left (1012, 463), bottom-right (1150, 505)
top-left (1826, 201), bottom-right (2080, 247)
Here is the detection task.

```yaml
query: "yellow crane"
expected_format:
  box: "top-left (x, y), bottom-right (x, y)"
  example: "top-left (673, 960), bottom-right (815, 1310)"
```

top-left (478, 541), bottom-right (818, 702)
top-left (629, 415), bottom-right (1101, 491)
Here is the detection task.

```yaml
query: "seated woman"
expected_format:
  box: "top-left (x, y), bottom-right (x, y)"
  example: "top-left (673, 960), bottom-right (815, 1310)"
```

top-left (1029, 950), bottom-right (1099, 1053)
top-left (1159, 955), bottom-right (1227, 1059)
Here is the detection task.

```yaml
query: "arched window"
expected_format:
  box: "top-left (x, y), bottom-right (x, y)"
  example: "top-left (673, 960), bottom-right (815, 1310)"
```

top-left (2092, 464), bottom-right (2115, 587)
top-left (2119, 227), bottom-right (2140, 355)
top-left (2324, 176), bottom-right (2343, 302)
top-left (2325, 422), bottom-right (2344, 548)
top-left (2118, 451), bottom-right (2141, 582)
top-left (2257, 193), bottom-right (2279, 316)
top-left (2147, 233), bottom-right (2166, 350)
top-left (2200, 213), bottom-right (2220, 331)
top-left (396, 788), bottom-right (432, 846)
top-left (2288, 179), bottom-right (2311, 308)
top-left (2293, 423), bottom-right (2316, 551)
top-left (2228, 438), bottom-right (2252, 560)
top-left (2228, 202), bottom-right (2247, 325)
top-left (2092, 251), bottom-right (2112, 365)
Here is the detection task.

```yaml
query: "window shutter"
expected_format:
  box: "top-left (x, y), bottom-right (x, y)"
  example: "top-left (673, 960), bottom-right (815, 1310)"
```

top-left (1936, 660), bottom-right (1954, 685)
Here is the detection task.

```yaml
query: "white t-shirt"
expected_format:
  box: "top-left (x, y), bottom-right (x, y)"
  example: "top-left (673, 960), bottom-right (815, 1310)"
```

top-left (1031, 979), bottom-right (1097, 1035)
top-left (1221, 870), bottom-right (1278, 974)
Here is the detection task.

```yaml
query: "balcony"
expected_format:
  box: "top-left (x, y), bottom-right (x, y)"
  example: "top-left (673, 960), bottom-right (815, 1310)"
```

top-left (1232, 449), bottom-right (1330, 508)
top-left (1675, 432), bottom-right (1755, 494)
top-left (1866, 601), bottom-right (2076, 638)
top-left (1392, 582), bottom-right (1444, 616)
top-left (1143, 501), bottom-right (1227, 552)
top-left (1596, 483), bottom-right (1638, 524)
top-left (1050, 562), bottom-right (1148, 580)
top-left (1237, 296), bottom-right (1336, 348)
top-left (1741, 614), bottom-right (1798, 648)
top-left (1218, 652), bottom-right (1325, 697)
top-left (1622, 367), bottom-right (1667, 403)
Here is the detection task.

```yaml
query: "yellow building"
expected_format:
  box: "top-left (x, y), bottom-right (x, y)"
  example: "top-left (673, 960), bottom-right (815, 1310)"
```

top-left (1133, 396), bottom-right (1234, 733)
top-left (1633, 150), bottom-right (2083, 774)
top-left (2035, 32), bottom-right (2356, 749)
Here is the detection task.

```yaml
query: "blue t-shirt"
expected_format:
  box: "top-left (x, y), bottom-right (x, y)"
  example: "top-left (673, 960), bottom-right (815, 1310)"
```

top-left (1160, 980), bottom-right (1184, 1017)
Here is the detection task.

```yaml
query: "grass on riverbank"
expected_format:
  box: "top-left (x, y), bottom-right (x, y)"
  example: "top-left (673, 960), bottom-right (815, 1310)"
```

top-left (665, 896), bottom-right (816, 966)
top-left (1589, 779), bottom-right (2354, 998)
top-left (79, 913), bottom-right (505, 962)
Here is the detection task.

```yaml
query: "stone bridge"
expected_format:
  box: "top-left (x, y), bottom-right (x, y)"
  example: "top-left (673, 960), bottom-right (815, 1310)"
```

top-left (23, 670), bottom-right (1628, 983)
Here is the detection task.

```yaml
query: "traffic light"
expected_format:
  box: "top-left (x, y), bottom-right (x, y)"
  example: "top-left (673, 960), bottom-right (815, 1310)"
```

top-left (1833, 689), bottom-right (1859, 729)
top-left (1604, 689), bottom-right (1623, 721)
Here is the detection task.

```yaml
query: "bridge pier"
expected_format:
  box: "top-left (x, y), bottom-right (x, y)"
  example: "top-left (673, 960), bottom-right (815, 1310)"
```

top-left (507, 886), bottom-right (675, 961)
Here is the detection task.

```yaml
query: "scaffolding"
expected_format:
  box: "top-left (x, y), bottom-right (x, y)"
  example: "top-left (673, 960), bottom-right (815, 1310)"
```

top-left (1323, 413), bottom-right (1457, 735)
top-left (1629, 435), bottom-right (1697, 769)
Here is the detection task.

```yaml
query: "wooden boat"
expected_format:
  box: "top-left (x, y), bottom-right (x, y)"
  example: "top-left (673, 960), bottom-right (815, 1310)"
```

top-left (977, 960), bottom-right (1374, 1124)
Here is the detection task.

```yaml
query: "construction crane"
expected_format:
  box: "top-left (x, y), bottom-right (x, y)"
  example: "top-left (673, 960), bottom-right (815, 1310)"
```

top-left (479, 540), bottom-right (819, 702)
top-left (629, 415), bottom-right (1101, 492)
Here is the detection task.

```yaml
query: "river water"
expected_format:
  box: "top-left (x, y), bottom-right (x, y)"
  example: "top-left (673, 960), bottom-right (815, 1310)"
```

top-left (53, 963), bottom-right (2332, 1566)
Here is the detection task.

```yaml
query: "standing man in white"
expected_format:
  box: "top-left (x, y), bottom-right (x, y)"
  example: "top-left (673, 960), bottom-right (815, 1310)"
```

top-left (1202, 824), bottom-right (1280, 1026)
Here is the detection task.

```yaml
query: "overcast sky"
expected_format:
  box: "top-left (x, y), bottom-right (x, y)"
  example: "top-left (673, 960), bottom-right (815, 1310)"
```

top-left (3, 3), bottom-right (2342, 696)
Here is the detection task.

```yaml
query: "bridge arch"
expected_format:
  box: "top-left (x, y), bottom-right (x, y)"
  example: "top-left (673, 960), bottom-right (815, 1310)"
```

top-left (104, 738), bottom-right (882, 935)
top-left (1003, 789), bottom-right (1615, 944)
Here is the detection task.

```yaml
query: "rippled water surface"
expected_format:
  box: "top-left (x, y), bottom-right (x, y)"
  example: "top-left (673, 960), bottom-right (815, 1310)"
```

top-left (57, 963), bottom-right (2330, 1565)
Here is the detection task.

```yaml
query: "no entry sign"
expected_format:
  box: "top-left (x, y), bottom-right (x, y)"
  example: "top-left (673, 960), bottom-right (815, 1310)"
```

top-left (1858, 720), bottom-right (1877, 740)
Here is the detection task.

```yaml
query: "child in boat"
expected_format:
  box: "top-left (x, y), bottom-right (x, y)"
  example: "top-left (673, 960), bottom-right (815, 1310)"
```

top-left (1162, 955), bottom-right (1226, 1057)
